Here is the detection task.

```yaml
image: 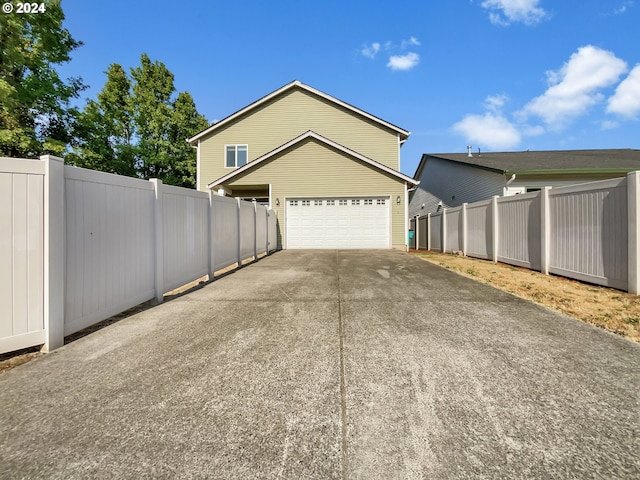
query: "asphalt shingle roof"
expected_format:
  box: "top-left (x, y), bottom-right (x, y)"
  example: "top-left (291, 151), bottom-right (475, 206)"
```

top-left (423, 149), bottom-right (640, 174)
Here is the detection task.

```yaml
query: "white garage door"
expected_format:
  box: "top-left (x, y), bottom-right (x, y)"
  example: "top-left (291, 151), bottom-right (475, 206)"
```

top-left (286, 197), bottom-right (390, 249)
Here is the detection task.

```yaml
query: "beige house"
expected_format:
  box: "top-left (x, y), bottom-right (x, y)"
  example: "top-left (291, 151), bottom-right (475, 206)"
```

top-left (188, 81), bottom-right (417, 249)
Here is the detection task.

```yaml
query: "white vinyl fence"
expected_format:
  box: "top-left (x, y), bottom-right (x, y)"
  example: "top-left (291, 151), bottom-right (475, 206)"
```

top-left (1, 156), bottom-right (279, 354)
top-left (413, 172), bottom-right (640, 295)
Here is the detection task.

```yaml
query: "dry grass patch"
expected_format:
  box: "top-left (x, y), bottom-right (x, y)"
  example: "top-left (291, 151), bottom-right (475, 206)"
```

top-left (414, 251), bottom-right (640, 343)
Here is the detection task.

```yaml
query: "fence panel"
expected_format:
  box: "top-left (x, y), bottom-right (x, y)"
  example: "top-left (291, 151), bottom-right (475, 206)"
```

top-left (256, 204), bottom-right (268, 255)
top-left (417, 216), bottom-right (428, 250)
top-left (239, 200), bottom-right (256, 260)
top-left (64, 167), bottom-right (156, 336)
top-left (466, 200), bottom-right (491, 260)
top-left (162, 185), bottom-right (210, 292)
top-left (445, 207), bottom-right (462, 253)
top-left (211, 195), bottom-right (240, 271)
top-left (497, 193), bottom-right (541, 270)
top-left (429, 213), bottom-right (442, 252)
top-left (0, 159), bottom-right (46, 354)
top-left (268, 209), bottom-right (278, 252)
top-left (549, 178), bottom-right (628, 289)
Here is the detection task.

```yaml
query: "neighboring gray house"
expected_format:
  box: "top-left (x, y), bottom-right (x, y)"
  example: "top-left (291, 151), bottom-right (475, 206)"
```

top-left (409, 148), bottom-right (640, 217)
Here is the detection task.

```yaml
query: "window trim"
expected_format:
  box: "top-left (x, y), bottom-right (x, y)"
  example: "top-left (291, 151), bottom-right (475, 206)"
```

top-left (224, 144), bottom-right (248, 168)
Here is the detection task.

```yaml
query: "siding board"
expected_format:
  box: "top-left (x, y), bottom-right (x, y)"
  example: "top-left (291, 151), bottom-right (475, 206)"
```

top-left (199, 88), bottom-right (400, 191)
top-left (225, 138), bottom-right (406, 248)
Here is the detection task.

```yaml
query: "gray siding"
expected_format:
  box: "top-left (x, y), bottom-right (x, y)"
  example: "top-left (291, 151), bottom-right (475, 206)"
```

top-left (409, 157), bottom-right (505, 217)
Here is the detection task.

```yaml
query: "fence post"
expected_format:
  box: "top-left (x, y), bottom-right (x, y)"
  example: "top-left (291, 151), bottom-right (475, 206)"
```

top-left (442, 208), bottom-right (447, 253)
top-left (237, 198), bottom-right (242, 266)
top-left (253, 200), bottom-right (258, 260)
top-left (461, 203), bottom-right (468, 256)
top-left (427, 213), bottom-right (431, 251)
top-left (41, 155), bottom-right (65, 352)
top-left (540, 187), bottom-right (551, 275)
top-left (150, 179), bottom-right (164, 303)
top-left (628, 171), bottom-right (640, 295)
top-left (491, 195), bottom-right (499, 263)
top-left (208, 190), bottom-right (215, 280)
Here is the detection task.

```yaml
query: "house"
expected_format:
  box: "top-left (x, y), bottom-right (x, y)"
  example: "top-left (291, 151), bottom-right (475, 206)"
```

top-left (409, 148), bottom-right (640, 217)
top-left (188, 80), bottom-right (417, 250)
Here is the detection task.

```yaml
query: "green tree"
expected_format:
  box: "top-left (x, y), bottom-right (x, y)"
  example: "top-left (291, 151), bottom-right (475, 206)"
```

top-left (70, 53), bottom-right (208, 187)
top-left (0, 0), bottom-right (85, 157)
top-left (130, 53), bottom-right (175, 180)
top-left (167, 92), bottom-right (208, 188)
top-left (68, 64), bottom-right (135, 175)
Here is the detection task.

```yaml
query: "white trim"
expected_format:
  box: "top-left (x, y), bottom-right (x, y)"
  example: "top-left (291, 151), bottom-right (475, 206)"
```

top-left (224, 144), bottom-right (248, 169)
top-left (196, 140), bottom-right (201, 191)
top-left (208, 130), bottom-right (418, 189)
top-left (188, 80), bottom-right (410, 144)
top-left (397, 133), bottom-right (401, 172)
top-left (404, 182), bottom-right (408, 251)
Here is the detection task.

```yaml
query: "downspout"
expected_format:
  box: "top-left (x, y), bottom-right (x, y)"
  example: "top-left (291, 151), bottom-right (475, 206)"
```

top-left (404, 185), bottom-right (417, 252)
top-left (404, 182), bottom-right (408, 251)
top-left (504, 173), bottom-right (516, 196)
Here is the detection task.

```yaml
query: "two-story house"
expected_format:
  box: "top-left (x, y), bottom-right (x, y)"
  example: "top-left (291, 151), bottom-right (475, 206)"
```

top-left (188, 80), bottom-right (417, 250)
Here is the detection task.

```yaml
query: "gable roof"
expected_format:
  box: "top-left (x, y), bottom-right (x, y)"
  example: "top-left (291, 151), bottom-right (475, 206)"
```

top-left (189, 80), bottom-right (410, 145)
top-left (207, 130), bottom-right (418, 189)
top-left (415, 149), bottom-right (640, 178)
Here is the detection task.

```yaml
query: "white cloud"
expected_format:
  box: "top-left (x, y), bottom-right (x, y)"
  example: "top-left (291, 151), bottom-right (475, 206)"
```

top-left (614, 1), bottom-right (634, 14)
top-left (452, 112), bottom-right (522, 150)
top-left (387, 52), bottom-right (420, 71)
top-left (481, 0), bottom-right (547, 25)
top-left (485, 94), bottom-right (509, 112)
top-left (361, 42), bottom-right (381, 59)
top-left (401, 37), bottom-right (421, 49)
top-left (519, 45), bottom-right (627, 129)
top-left (601, 120), bottom-right (620, 130)
top-left (607, 64), bottom-right (640, 119)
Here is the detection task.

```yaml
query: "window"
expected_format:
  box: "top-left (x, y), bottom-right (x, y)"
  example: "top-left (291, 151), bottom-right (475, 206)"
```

top-left (339, 199), bottom-right (348, 206)
top-left (290, 200), bottom-right (298, 206)
top-left (364, 199), bottom-right (373, 205)
top-left (314, 200), bottom-right (323, 206)
top-left (302, 200), bottom-right (311, 206)
top-left (377, 199), bottom-right (386, 205)
top-left (327, 200), bottom-right (335, 206)
top-left (352, 199), bottom-right (360, 206)
top-left (225, 145), bottom-right (248, 168)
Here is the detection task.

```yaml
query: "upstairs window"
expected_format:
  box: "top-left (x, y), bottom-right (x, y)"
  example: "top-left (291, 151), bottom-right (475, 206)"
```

top-left (226, 145), bottom-right (248, 168)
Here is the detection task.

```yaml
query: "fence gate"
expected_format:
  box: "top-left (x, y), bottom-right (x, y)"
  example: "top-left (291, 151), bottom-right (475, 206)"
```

top-left (0, 158), bottom-right (46, 354)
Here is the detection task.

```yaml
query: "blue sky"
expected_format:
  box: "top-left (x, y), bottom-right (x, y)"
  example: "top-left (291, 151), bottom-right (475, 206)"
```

top-left (57, 0), bottom-right (640, 176)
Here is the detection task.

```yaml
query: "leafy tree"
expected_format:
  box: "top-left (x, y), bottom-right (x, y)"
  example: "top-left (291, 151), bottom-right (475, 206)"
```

top-left (70, 53), bottom-right (208, 187)
top-left (130, 53), bottom-right (175, 180)
top-left (0, 0), bottom-right (85, 157)
top-left (68, 64), bottom-right (136, 175)
top-left (167, 92), bottom-right (208, 188)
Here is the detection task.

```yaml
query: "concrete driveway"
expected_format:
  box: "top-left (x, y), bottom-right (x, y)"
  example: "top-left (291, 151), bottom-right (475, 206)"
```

top-left (1, 250), bottom-right (638, 479)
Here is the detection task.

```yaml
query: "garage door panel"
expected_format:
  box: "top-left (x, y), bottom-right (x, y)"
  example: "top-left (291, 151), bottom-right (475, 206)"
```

top-left (286, 197), bottom-right (390, 249)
